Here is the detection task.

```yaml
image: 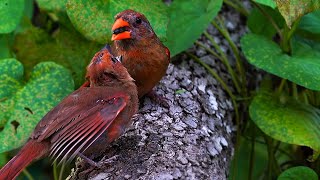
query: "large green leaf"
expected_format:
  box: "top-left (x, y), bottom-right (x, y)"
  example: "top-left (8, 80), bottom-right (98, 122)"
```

top-left (0, 0), bottom-right (24, 33)
top-left (0, 59), bottom-right (23, 102)
top-left (66, 0), bottom-right (168, 44)
top-left (166, 0), bottom-right (223, 57)
top-left (278, 166), bottom-right (318, 180)
top-left (0, 59), bottom-right (74, 153)
top-left (241, 33), bottom-right (320, 90)
top-left (291, 35), bottom-right (320, 58)
top-left (249, 92), bottom-right (320, 152)
top-left (276, 0), bottom-right (320, 28)
top-left (36, 0), bottom-right (67, 11)
top-left (298, 10), bottom-right (320, 34)
top-left (230, 123), bottom-right (292, 180)
top-left (229, 136), bottom-right (268, 180)
top-left (0, 35), bottom-right (12, 59)
top-left (296, 10), bottom-right (320, 41)
top-left (13, 26), bottom-right (100, 87)
top-left (253, 0), bottom-right (276, 9)
top-left (247, 6), bottom-right (284, 38)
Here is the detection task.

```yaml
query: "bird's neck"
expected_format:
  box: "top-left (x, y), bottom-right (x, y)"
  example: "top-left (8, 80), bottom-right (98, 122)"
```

top-left (114, 35), bottom-right (160, 52)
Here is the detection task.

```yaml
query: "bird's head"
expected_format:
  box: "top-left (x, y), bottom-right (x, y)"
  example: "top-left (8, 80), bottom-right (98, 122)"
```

top-left (111, 9), bottom-right (155, 41)
top-left (86, 45), bottom-right (133, 85)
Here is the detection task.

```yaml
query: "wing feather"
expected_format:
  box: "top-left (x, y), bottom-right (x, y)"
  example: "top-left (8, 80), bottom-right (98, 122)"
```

top-left (35, 87), bottom-right (129, 163)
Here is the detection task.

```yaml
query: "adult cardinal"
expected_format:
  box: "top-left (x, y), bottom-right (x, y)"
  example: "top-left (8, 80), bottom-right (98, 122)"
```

top-left (0, 45), bottom-right (138, 180)
top-left (111, 9), bottom-right (170, 98)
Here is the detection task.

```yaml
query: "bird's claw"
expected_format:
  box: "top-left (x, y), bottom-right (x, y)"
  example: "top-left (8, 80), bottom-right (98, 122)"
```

top-left (78, 153), bottom-right (119, 168)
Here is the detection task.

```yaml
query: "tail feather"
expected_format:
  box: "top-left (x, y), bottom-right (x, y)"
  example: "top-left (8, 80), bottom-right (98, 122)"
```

top-left (0, 140), bottom-right (49, 180)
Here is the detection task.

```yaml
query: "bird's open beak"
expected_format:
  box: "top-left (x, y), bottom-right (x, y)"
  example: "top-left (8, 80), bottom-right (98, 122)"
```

top-left (111, 18), bottom-right (131, 41)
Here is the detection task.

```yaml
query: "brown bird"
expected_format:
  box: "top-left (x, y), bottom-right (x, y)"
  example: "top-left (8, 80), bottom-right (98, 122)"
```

top-left (0, 45), bottom-right (138, 180)
top-left (111, 9), bottom-right (170, 99)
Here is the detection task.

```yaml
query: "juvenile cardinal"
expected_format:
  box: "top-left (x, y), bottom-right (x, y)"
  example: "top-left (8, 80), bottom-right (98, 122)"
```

top-left (0, 45), bottom-right (138, 180)
top-left (111, 9), bottom-right (170, 99)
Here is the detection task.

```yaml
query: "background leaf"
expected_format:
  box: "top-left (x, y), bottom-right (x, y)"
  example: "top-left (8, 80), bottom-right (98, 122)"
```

top-left (0, 59), bottom-right (23, 104)
top-left (276, 0), bottom-right (320, 27)
top-left (0, 0), bottom-right (24, 33)
top-left (296, 10), bottom-right (320, 41)
top-left (278, 166), bottom-right (318, 180)
top-left (253, 0), bottom-right (276, 9)
top-left (249, 92), bottom-right (320, 152)
top-left (0, 60), bottom-right (74, 153)
top-left (298, 10), bottom-right (320, 34)
top-left (241, 33), bottom-right (320, 90)
top-left (291, 35), bottom-right (320, 58)
top-left (0, 35), bottom-right (12, 58)
top-left (66, 0), bottom-right (168, 44)
top-left (13, 26), bottom-right (100, 87)
top-left (247, 5), bottom-right (284, 38)
top-left (166, 0), bottom-right (223, 57)
top-left (229, 137), bottom-right (268, 179)
top-left (36, 0), bottom-right (67, 11)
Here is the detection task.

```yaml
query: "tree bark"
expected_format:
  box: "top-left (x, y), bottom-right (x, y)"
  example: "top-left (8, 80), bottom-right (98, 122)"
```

top-left (67, 56), bottom-right (235, 180)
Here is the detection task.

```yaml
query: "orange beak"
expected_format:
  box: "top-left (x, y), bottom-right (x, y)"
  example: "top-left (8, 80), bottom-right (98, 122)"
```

top-left (111, 18), bottom-right (131, 41)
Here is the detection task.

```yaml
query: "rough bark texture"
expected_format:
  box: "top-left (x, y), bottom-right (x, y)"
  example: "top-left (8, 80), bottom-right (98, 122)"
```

top-left (67, 58), bottom-right (234, 180)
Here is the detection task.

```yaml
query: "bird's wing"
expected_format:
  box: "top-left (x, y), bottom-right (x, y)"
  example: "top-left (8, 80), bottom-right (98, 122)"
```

top-left (31, 86), bottom-right (128, 163)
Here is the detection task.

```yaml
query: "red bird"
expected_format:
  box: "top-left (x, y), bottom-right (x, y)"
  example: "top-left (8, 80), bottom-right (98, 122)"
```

top-left (111, 9), bottom-right (170, 99)
top-left (0, 46), bottom-right (138, 180)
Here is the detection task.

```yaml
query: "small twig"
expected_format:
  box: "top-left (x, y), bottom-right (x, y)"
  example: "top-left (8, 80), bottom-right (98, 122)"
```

top-left (248, 125), bottom-right (256, 180)
top-left (195, 40), bottom-right (241, 93)
top-left (53, 161), bottom-right (58, 180)
top-left (223, 0), bottom-right (249, 16)
top-left (212, 18), bottom-right (246, 92)
top-left (277, 79), bottom-right (287, 94)
top-left (22, 169), bottom-right (34, 180)
top-left (203, 31), bottom-right (242, 93)
top-left (59, 163), bottom-right (66, 180)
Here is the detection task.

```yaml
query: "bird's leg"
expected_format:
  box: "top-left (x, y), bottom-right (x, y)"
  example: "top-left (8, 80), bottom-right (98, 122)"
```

top-left (78, 153), bottom-right (119, 168)
top-left (145, 90), bottom-right (170, 108)
top-left (78, 153), bottom-right (100, 167)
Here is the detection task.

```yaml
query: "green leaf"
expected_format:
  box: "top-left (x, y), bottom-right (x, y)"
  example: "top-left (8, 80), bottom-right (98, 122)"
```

top-left (278, 166), bottom-right (318, 180)
top-left (276, 0), bottom-right (320, 28)
top-left (66, 0), bottom-right (168, 44)
top-left (0, 59), bottom-right (74, 153)
top-left (230, 123), bottom-right (292, 180)
top-left (229, 137), bottom-right (268, 180)
top-left (0, 35), bottom-right (12, 59)
top-left (298, 10), bottom-right (320, 34)
top-left (13, 26), bottom-right (100, 87)
top-left (241, 33), bottom-right (320, 90)
top-left (247, 6), bottom-right (284, 38)
top-left (249, 92), bottom-right (320, 152)
top-left (291, 35), bottom-right (320, 58)
top-left (296, 10), bottom-right (320, 41)
top-left (0, 59), bottom-right (23, 102)
top-left (166, 0), bottom-right (223, 57)
top-left (253, 0), bottom-right (276, 9)
top-left (23, 0), bottom-right (34, 19)
top-left (36, 0), bottom-right (67, 11)
top-left (0, 0), bottom-right (24, 33)
top-left (0, 153), bottom-right (7, 167)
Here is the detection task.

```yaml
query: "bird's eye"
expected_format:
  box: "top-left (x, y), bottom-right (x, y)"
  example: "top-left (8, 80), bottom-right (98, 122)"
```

top-left (135, 17), bottom-right (142, 24)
